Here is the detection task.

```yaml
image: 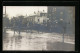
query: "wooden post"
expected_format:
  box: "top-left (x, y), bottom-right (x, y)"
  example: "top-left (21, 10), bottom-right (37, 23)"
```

top-left (3, 6), bottom-right (6, 34)
top-left (3, 6), bottom-right (6, 17)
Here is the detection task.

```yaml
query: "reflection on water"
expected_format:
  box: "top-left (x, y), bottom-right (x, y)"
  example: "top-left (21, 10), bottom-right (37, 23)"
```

top-left (3, 29), bottom-right (75, 51)
top-left (3, 29), bottom-right (47, 50)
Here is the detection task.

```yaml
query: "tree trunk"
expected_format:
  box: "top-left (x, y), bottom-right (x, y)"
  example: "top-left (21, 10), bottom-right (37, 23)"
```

top-left (62, 27), bottom-right (66, 43)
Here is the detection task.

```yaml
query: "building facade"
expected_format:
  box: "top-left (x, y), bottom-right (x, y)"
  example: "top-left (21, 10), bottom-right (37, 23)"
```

top-left (25, 11), bottom-right (49, 25)
top-left (47, 6), bottom-right (75, 34)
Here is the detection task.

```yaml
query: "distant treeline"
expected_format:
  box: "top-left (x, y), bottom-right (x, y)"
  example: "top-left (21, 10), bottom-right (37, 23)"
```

top-left (3, 15), bottom-right (68, 33)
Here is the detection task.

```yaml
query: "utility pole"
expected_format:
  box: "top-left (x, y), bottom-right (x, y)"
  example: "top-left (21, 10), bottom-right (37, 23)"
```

top-left (3, 6), bottom-right (6, 17)
top-left (3, 6), bottom-right (6, 33)
top-left (5, 6), bottom-right (6, 17)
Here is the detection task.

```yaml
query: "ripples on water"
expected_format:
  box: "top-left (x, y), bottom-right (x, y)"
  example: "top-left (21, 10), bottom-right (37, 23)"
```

top-left (3, 29), bottom-right (48, 50)
top-left (3, 29), bottom-right (75, 51)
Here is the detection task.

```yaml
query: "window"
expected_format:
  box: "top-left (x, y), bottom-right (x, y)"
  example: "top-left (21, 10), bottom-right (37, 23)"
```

top-left (52, 8), bottom-right (56, 12)
top-left (60, 12), bottom-right (63, 14)
top-left (49, 14), bottom-right (51, 16)
top-left (54, 8), bottom-right (56, 11)
top-left (38, 19), bottom-right (39, 22)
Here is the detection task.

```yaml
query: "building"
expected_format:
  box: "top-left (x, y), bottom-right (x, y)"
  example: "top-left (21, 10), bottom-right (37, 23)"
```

top-left (47, 6), bottom-right (75, 34)
top-left (25, 11), bottom-right (49, 25)
top-left (34, 12), bottom-right (48, 24)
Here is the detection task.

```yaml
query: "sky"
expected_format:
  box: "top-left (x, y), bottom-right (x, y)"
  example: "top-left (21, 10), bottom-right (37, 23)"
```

top-left (3, 6), bottom-right (47, 19)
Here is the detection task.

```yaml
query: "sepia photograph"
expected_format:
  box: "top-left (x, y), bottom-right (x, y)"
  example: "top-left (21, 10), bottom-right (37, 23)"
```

top-left (3, 6), bottom-right (75, 51)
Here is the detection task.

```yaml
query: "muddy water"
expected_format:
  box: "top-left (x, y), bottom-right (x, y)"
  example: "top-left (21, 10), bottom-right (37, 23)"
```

top-left (3, 29), bottom-right (75, 51)
top-left (3, 29), bottom-right (49, 50)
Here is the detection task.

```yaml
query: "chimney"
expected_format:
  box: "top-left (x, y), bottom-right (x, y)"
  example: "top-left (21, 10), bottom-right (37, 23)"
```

top-left (38, 11), bottom-right (39, 13)
top-left (34, 11), bottom-right (36, 14)
top-left (43, 10), bottom-right (44, 12)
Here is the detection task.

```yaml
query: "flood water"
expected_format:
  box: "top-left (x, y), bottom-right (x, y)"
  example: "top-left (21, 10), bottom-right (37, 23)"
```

top-left (3, 29), bottom-right (75, 51)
